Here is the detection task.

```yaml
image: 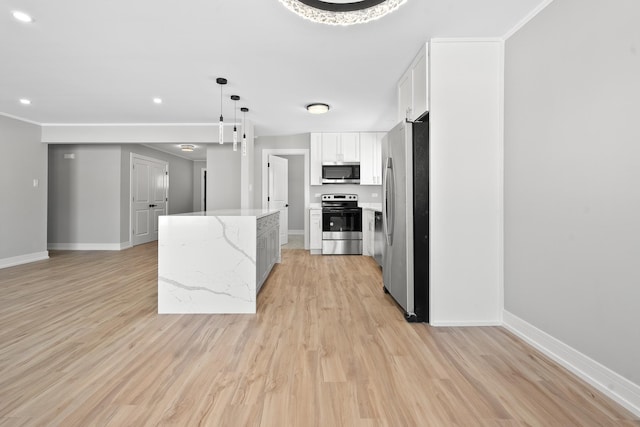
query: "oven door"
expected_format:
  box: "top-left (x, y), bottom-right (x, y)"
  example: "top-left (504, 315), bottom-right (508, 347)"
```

top-left (322, 208), bottom-right (362, 239)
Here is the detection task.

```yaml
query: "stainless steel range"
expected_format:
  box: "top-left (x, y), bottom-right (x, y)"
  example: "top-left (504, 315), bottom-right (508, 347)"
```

top-left (321, 194), bottom-right (362, 255)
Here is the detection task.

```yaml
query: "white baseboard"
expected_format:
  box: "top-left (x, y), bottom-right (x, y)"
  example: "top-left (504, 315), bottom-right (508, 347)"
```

top-left (48, 242), bottom-right (128, 251)
top-left (0, 251), bottom-right (49, 269)
top-left (288, 230), bottom-right (304, 235)
top-left (503, 310), bottom-right (640, 417)
top-left (430, 320), bottom-right (502, 327)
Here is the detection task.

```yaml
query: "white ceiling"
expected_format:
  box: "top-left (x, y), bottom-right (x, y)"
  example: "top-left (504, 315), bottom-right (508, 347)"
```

top-left (1, 0), bottom-right (545, 143)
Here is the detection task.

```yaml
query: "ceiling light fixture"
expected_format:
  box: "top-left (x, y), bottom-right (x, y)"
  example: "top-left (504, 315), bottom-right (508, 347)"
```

top-left (217, 77), bottom-right (227, 145)
top-left (12, 10), bottom-right (33, 23)
top-left (278, 0), bottom-right (406, 26)
top-left (153, 97), bottom-right (162, 104)
top-left (306, 103), bottom-right (330, 114)
top-left (19, 98), bottom-right (31, 105)
top-left (241, 107), bottom-right (249, 157)
top-left (180, 144), bottom-right (195, 152)
top-left (231, 95), bottom-right (240, 152)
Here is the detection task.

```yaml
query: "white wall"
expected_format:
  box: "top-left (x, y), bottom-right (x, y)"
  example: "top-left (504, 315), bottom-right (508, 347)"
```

top-left (429, 39), bottom-right (503, 325)
top-left (0, 115), bottom-right (48, 266)
top-left (504, 0), bottom-right (640, 390)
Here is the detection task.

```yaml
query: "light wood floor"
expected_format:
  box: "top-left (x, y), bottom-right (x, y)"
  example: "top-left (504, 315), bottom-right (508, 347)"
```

top-left (0, 244), bottom-right (637, 426)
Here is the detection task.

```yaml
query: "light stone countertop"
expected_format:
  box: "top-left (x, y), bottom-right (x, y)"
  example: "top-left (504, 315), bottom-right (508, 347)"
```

top-left (167, 209), bottom-right (279, 219)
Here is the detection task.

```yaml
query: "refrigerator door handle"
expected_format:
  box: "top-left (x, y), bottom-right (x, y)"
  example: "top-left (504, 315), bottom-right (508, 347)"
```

top-left (383, 157), bottom-right (394, 246)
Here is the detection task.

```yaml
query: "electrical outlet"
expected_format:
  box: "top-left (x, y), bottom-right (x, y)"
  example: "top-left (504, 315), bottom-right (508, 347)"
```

top-left (371, 193), bottom-right (378, 198)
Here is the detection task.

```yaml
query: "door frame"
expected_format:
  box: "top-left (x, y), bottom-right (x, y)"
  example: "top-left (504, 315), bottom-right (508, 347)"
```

top-left (261, 149), bottom-right (309, 250)
top-left (129, 152), bottom-right (169, 247)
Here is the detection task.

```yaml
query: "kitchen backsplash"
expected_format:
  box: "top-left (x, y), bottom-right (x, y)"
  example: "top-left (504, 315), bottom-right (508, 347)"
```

top-left (310, 184), bottom-right (382, 204)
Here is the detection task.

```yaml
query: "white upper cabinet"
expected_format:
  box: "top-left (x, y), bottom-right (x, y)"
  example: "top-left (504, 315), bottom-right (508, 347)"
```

top-left (311, 132), bottom-right (379, 185)
top-left (339, 133), bottom-right (360, 162)
top-left (321, 132), bottom-right (360, 163)
top-left (360, 132), bottom-right (384, 185)
top-left (397, 42), bottom-right (429, 123)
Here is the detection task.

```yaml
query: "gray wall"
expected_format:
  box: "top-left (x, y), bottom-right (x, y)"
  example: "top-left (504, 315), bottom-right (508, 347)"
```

top-left (280, 155), bottom-right (305, 231)
top-left (48, 143), bottom-right (195, 246)
top-left (254, 134), bottom-right (383, 209)
top-left (206, 144), bottom-right (241, 210)
top-left (193, 160), bottom-right (206, 212)
top-left (49, 145), bottom-right (122, 245)
top-left (0, 115), bottom-right (47, 260)
top-left (505, 0), bottom-right (640, 384)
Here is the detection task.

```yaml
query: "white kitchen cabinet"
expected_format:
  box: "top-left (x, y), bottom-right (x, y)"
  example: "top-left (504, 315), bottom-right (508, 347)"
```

top-left (321, 133), bottom-right (360, 163)
top-left (339, 133), bottom-right (360, 162)
top-left (359, 132), bottom-right (384, 185)
top-left (362, 209), bottom-right (375, 256)
top-left (309, 209), bottom-right (322, 254)
top-left (397, 42), bottom-right (429, 123)
top-left (310, 133), bottom-right (323, 185)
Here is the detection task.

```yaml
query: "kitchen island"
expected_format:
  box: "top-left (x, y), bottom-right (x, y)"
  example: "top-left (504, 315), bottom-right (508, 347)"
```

top-left (158, 209), bottom-right (280, 314)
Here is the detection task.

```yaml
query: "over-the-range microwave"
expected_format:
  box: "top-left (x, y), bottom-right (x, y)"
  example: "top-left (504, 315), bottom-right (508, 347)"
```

top-left (322, 162), bottom-right (360, 184)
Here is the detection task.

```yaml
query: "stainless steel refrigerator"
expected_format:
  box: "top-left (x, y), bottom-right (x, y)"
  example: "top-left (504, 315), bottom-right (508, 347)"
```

top-left (382, 117), bottom-right (429, 322)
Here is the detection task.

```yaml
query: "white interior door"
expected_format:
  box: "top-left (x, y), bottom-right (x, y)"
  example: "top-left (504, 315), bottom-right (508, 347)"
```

top-left (268, 155), bottom-right (288, 245)
top-left (132, 155), bottom-right (168, 246)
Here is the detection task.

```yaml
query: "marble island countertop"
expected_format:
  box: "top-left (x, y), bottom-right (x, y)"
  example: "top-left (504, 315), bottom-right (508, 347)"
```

top-left (168, 209), bottom-right (279, 219)
top-left (157, 210), bottom-right (281, 314)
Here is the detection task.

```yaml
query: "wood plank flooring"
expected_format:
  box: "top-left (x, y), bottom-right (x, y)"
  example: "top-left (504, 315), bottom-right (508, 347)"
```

top-left (0, 243), bottom-right (638, 426)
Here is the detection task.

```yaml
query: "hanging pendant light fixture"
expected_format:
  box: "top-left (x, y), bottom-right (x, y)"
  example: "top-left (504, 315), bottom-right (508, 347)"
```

top-left (231, 95), bottom-right (240, 152)
top-left (241, 107), bottom-right (249, 157)
top-left (216, 77), bottom-right (227, 144)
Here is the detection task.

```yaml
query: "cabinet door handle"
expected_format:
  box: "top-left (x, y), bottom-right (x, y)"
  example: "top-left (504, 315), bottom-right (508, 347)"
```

top-left (149, 204), bottom-right (157, 208)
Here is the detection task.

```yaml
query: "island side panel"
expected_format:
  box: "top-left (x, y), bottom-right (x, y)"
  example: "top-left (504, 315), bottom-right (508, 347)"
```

top-left (158, 215), bottom-right (257, 314)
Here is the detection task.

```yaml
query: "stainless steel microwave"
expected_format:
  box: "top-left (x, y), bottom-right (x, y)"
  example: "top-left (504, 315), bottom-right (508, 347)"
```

top-left (322, 163), bottom-right (360, 184)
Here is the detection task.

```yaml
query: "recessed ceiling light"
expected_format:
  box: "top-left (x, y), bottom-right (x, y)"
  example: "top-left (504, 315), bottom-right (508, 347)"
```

top-left (19, 99), bottom-right (31, 105)
top-left (306, 103), bottom-right (330, 114)
top-left (153, 97), bottom-right (163, 104)
top-left (180, 144), bottom-right (195, 152)
top-left (12, 10), bottom-right (33, 23)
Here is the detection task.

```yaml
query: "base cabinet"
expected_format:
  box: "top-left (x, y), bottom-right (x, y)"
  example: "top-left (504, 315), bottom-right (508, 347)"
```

top-left (362, 209), bottom-right (375, 256)
top-left (309, 209), bottom-right (322, 254)
top-left (257, 212), bottom-right (281, 292)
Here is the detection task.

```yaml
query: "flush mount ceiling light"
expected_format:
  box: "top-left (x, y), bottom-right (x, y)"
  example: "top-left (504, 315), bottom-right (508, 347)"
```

top-left (19, 98), bottom-right (31, 105)
top-left (153, 97), bottom-right (163, 104)
top-left (306, 103), bottom-right (330, 114)
top-left (180, 144), bottom-right (195, 152)
top-left (278, 0), bottom-right (406, 26)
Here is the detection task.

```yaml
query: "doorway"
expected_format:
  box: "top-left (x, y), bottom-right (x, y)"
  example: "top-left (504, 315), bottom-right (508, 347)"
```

top-left (261, 149), bottom-right (310, 249)
top-left (130, 153), bottom-right (168, 246)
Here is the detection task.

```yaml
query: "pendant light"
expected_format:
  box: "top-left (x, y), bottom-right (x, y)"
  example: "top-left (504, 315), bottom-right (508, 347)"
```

top-left (216, 77), bottom-right (227, 144)
top-left (231, 95), bottom-right (240, 152)
top-left (241, 107), bottom-right (249, 157)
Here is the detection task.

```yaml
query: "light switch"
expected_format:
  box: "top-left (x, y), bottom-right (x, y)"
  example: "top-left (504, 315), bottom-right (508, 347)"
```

top-left (371, 193), bottom-right (378, 198)
top-left (33, 179), bottom-right (39, 188)
top-left (64, 153), bottom-right (75, 159)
